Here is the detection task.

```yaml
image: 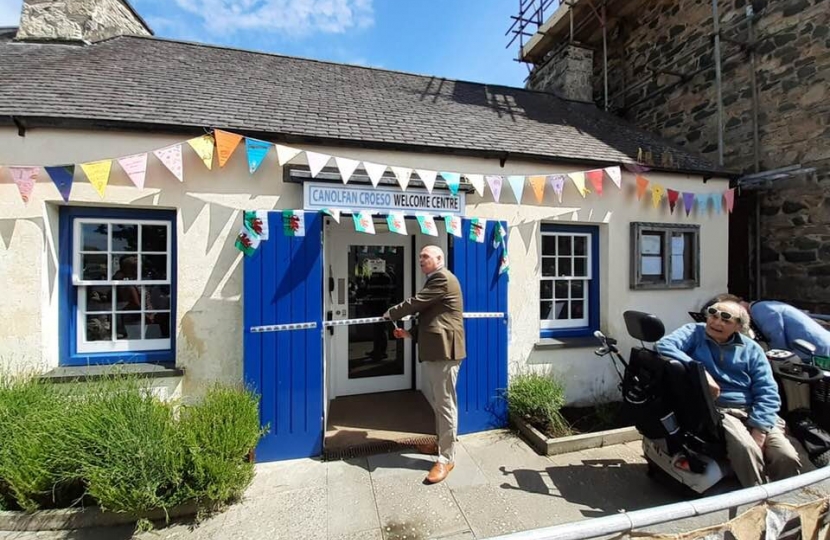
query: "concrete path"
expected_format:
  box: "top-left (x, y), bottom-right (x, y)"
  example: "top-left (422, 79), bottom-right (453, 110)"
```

top-left (1, 430), bottom-right (828, 540)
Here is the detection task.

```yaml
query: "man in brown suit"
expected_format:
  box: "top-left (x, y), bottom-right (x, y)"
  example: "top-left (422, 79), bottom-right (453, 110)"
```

top-left (383, 245), bottom-right (466, 484)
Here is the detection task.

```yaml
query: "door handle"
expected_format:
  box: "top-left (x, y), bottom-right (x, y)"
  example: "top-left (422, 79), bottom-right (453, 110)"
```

top-left (326, 310), bottom-right (333, 335)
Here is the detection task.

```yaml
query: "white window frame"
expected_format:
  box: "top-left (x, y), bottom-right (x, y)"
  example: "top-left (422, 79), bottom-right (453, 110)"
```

top-left (72, 218), bottom-right (172, 354)
top-left (540, 232), bottom-right (593, 331)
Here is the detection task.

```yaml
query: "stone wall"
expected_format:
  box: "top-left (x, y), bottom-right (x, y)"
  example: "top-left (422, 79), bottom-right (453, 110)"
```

top-left (16, 0), bottom-right (151, 42)
top-left (533, 0), bottom-right (830, 311)
top-left (527, 44), bottom-right (595, 103)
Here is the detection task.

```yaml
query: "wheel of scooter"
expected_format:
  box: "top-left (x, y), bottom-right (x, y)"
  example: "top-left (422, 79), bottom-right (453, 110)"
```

top-left (812, 449), bottom-right (830, 469)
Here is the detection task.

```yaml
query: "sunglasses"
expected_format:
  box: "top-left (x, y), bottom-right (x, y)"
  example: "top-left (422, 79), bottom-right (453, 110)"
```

top-left (707, 306), bottom-right (741, 323)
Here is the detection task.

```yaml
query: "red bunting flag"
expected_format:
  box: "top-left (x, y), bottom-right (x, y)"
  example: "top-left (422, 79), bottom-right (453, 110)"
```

top-left (724, 188), bottom-right (735, 213)
top-left (667, 189), bottom-right (680, 213)
top-left (587, 169), bottom-right (604, 196)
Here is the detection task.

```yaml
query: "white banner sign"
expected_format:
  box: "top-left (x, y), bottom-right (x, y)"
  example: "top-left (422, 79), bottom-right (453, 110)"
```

top-left (303, 182), bottom-right (465, 216)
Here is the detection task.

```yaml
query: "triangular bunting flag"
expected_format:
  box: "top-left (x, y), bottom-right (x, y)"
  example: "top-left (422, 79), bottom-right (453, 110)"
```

top-left (392, 166), bottom-right (412, 191)
top-left (416, 215), bottom-right (438, 236)
top-left (443, 215), bottom-right (462, 238)
top-left (276, 144), bottom-right (301, 166)
top-left (636, 175), bottom-right (649, 200)
top-left (306, 151), bottom-right (330, 178)
top-left (245, 138), bottom-right (272, 174)
top-left (117, 153), bottom-right (148, 189)
top-left (587, 170), bottom-right (604, 196)
top-left (387, 212), bottom-right (407, 235)
top-left (187, 135), bottom-right (215, 169)
top-left (469, 218), bottom-right (487, 243)
top-left (493, 221), bottom-right (507, 248)
top-left (724, 188), bottom-right (735, 213)
top-left (683, 192), bottom-right (695, 216)
top-left (485, 175), bottom-right (503, 202)
top-left (466, 174), bottom-right (485, 196)
top-left (696, 193), bottom-right (710, 213)
top-left (651, 184), bottom-right (665, 208)
top-left (214, 129), bottom-right (243, 167)
top-left (335, 157), bottom-right (360, 184)
top-left (499, 253), bottom-right (510, 276)
top-left (322, 208), bottom-right (341, 223)
top-left (712, 192), bottom-right (723, 214)
top-left (363, 162), bottom-right (387, 187)
top-left (154, 144), bottom-right (184, 182)
top-left (416, 169), bottom-right (437, 193)
top-left (235, 226), bottom-right (261, 256)
top-left (529, 175), bottom-right (546, 203)
top-left (547, 175), bottom-right (565, 203)
top-left (507, 175), bottom-right (525, 204)
top-left (605, 166), bottom-right (622, 189)
top-left (353, 210), bottom-right (376, 234)
top-left (441, 172), bottom-right (461, 195)
top-left (667, 189), bottom-right (680, 213)
top-left (282, 210), bottom-right (305, 236)
top-left (80, 160), bottom-right (113, 198)
top-left (569, 172), bottom-right (588, 198)
top-left (45, 165), bottom-right (74, 202)
top-left (9, 166), bottom-right (38, 203)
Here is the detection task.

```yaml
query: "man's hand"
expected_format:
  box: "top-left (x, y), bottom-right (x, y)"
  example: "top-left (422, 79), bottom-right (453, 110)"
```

top-left (704, 371), bottom-right (721, 399)
top-left (750, 428), bottom-right (767, 449)
top-left (393, 328), bottom-right (411, 339)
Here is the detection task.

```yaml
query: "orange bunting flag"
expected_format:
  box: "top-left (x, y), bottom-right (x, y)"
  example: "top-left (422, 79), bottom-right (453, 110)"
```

top-left (214, 129), bottom-right (243, 167)
top-left (587, 169), bottom-right (604, 196)
top-left (667, 189), bottom-right (680, 213)
top-left (724, 188), bottom-right (735, 213)
top-left (80, 160), bottom-right (113, 198)
top-left (651, 184), bottom-right (665, 208)
top-left (529, 175), bottom-right (546, 203)
top-left (636, 175), bottom-right (649, 200)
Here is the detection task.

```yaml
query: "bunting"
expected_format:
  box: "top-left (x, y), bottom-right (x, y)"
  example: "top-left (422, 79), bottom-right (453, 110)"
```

top-left (154, 144), bottom-right (184, 182)
top-left (548, 174), bottom-right (565, 203)
top-left (696, 193), bottom-right (710, 213)
top-left (118, 153), bottom-right (148, 189)
top-left (605, 166), bottom-right (622, 189)
top-left (667, 189), bottom-right (680, 213)
top-left (469, 218), bottom-right (486, 243)
top-left (651, 184), bottom-right (665, 209)
top-left (387, 212), bottom-right (407, 235)
top-left (353, 210), bottom-right (376, 234)
top-left (507, 175), bottom-right (525, 204)
top-left (586, 169), bottom-right (604, 197)
top-left (235, 226), bottom-right (260, 256)
top-left (724, 188), bottom-right (735, 213)
top-left (215, 130), bottom-right (243, 167)
top-left (636, 175), bottom-right (649, 200)
top-left (683, 192), bottom-right (695, 216)
top-left (416, 214), bottom-right (437, 236)
top-left (444, 215), bottom-right (462, 238)
top-left (392, 166), bottom-right (412, 191)
top-left (416, 169), bottom-right (437, 193)
top-left (187, 135), bottom-right (215, 169)
top-left (441, 172), bottom-right (461, 195)
top-left (322, 208), bottom-right (341, 223)
top-left (569, 172), bottom-right (588, 198)
top-left (9, 166), bottom-right (38, 203)
top-left (499, 253), bottom-right (510, 276)
top-left (306, 151), bottom-right (331, 178)
top-left (45, 165), bottom-right (74, 202)
top-left (276, 144), bottom-right (301, 166)
top-left (80, 160), bottom-right (113, 198)
top-left (243, 210), bottom-right (267, 238)
top-left (335, 157), bottom-right (360, 184)
top-left (282, 210), bottom-right (305, 236)
top-left (529, 175), bottom-right (546, 203)
top-left (363, 162), bottom-right (387, 187)
top-left (466, 174), bottom-right (485, 196)
top-left (245, 138), bottom-right (272, 174)
top-left (493, 222), bottom-right (507, 249)
top-left (711, 192), bottom-right (723, 214)
top-left (485, 175), bottom-right (503, 202)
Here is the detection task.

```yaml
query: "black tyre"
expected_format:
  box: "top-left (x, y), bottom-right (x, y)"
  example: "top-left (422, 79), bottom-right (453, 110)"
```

top-left (811, 449), bottom-right (830, 468)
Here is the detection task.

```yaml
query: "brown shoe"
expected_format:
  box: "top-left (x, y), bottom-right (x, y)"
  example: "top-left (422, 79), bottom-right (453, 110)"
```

top-left (425, 462), bottom-right (454, 484)
top-left (414, 442), bottom-right (438, 455)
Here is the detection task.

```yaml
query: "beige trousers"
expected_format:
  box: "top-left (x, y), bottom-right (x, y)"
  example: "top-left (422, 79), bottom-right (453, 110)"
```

top-left (720, 408), bottom-right (801, 487)
top-left (423, 360), bottom-right (461, 464)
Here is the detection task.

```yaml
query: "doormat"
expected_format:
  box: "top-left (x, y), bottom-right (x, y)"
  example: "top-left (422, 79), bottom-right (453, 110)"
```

top-left (323, 435), bottom-right (438, 461)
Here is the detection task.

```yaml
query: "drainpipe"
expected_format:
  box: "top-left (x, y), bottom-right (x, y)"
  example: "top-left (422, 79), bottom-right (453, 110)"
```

top-left (748, 5), bottom-right (762, 299)
top-left (602, 3), bottom-right (608, 110)
top-left (712, 0), bottom-right (724, 167)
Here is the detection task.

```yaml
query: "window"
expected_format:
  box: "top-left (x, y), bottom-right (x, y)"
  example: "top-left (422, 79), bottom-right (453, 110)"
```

top-left (540, 225), bottom-right (599, 338)
top-left (630, 222), bottom-right (700, 289)
top-left (60, 207), bottom-right (176, 366)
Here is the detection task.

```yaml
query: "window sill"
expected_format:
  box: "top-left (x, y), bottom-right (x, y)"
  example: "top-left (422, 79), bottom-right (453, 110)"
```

top-left (41, 363), bottom-right (183, 384)
top-left (533, 336), bottom-right (599, 351)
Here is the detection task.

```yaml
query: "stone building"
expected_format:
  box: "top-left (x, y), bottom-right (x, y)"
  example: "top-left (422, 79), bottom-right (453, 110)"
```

top-left (519, 0), bottom-right (830, 312)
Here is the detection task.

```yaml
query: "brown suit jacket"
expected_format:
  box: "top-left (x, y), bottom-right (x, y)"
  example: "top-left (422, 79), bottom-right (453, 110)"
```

top-left (387, 268), bottom-right (466, 362)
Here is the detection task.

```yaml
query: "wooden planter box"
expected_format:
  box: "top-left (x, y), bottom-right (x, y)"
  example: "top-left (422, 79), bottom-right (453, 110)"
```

top-left (510, 413), bottom-right (642, 456)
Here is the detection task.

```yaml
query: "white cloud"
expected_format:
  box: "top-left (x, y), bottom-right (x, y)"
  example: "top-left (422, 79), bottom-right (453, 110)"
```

top-left (173, 0), bottom-right (373, 36)
top-left (0, 0), bottom-right (23, 27)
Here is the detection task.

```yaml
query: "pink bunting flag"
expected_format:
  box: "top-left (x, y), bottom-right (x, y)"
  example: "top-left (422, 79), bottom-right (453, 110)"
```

top-left (154, 144), bottom-right (183, 182)
top-left (547, 175), bottom-right (565, 203)
top-left (9, 166), bottom-right (38, 203)
top-left (118, 153), bottom-right (148, 189)
top-left (485, 175), bottom-right (503, 202)
top-left (724, 188), bottom-right (735, 213)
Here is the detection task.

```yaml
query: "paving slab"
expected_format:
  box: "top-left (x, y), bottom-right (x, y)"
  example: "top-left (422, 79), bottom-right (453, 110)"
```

top-left (327, 459), bottom-right (379, 537)
top-left (444, 443), bottom-right (489, 490)
top-left (450, 484), bottom-right (525, 538)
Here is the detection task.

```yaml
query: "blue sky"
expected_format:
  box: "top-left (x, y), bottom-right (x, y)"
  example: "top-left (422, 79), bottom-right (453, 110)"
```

top-left (1, 0), bottom-right (531, 87)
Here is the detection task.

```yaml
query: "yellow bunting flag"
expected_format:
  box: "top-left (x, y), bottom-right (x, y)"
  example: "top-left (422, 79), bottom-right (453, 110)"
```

top-left (529, 175), bottom-right (546, 203)
top-left (651, 184), bottom-right (665, 208)
top-left (568, 171), bottom-right (588, 198)
top-left (187, 135), bottom-right (215, 169)
top-left (80, 160), bottom-right (112, 198)
top-left (214, 129), bottom-right (243, 167)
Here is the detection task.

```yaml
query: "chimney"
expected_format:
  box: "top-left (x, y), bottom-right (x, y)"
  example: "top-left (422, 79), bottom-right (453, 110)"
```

top-left (15, 0), bottom-right (153, 43)
top-left (527, 44), bottom-right (594, 104)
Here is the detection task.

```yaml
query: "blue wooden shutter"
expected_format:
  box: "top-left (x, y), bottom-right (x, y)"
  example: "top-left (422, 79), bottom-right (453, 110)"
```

top-left (243, 211), bottom-right (323, 461)
top-left (450, 219), bottom-right (509, 434)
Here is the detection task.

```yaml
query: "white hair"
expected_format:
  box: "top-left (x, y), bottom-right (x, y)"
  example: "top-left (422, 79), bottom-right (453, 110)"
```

top-left (422, 245), bottom-right (444, 261)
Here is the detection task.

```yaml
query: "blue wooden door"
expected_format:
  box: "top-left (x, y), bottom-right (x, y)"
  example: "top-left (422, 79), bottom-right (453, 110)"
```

top-left (243, 211), bottom-right (323, 461)
top-left (450, 219), bottom-right (509, 434)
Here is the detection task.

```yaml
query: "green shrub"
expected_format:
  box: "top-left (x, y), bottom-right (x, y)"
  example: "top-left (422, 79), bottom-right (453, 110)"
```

top-left (505, 373), bottom-right (572, 438)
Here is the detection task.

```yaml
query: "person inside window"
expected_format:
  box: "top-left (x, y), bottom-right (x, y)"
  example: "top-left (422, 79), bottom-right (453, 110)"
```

top-left (657, 300), bottom-right (801, 487)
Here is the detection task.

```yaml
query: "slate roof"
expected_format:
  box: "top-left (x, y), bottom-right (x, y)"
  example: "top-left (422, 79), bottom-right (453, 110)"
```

top-left (0, 35), bottom-right (725, 176)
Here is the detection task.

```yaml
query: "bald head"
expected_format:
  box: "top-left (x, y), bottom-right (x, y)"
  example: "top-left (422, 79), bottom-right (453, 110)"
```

top-left (419, 245), bottom-right (444, 275)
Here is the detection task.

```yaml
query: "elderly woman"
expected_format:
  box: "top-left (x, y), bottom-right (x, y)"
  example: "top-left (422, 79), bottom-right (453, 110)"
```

top-left (656, 300), bottom-right (801, 487)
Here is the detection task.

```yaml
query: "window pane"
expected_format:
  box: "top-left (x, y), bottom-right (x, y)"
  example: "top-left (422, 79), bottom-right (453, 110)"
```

top-left (145, 313), bottom-right (171, 338)
top-left (571, 301), bottom-right (584, 319)
top-left (144, 285), bottom-right (171, 310)
top-left (542, 258), bottom-right (556, 277)
top-left (542, 235), bottom-right (556, 256)
top-left (115, 313), bottom-right (142, 340)
top-left (81, 223), bottom-right (108, 251)
top-left (86, 314), bottom-right (111, 341)
top-left (540, 280), bottom-right (553, 299)
top-left (115, 285), bottom-right (142, 311)
top-left (571, 280), bottom-right (584, 299)
top-left (111, 224), bottom-right (138, 252)
top-left (558, 236), bottom-right (572, 256)
top-left (111, 255), bottom-right (138, 280)
top-left (81, 254), bottom-right (108, 281)
top-left (641, 255), bottom-right (663, 279)
top-left (574, 257), bottom-right (586, 277)
top-left (555, 301), bottom-right (569, 319)
top-left (554, 280), bottom-right (568, 299)
top-left (85, 286), bottom-right (113, 312)
top-left (142, 225), bottom-right (168, 252)
top-left (141, 255), bottom-right (167, 280)
top-left (574, 236), bottom-right (587, 256)
top-left (540, 301), bottom-right (553, 320)
top-left (558, 258), bottom-right (572, 276)
top-left (641, 232), bottom-right (663, 255)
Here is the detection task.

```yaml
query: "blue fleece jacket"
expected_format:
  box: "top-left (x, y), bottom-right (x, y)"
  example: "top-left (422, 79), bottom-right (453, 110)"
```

top-left (656, 322), bottom-right (780, 432)
top-left (750, 301), bottom-right (830, 359)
